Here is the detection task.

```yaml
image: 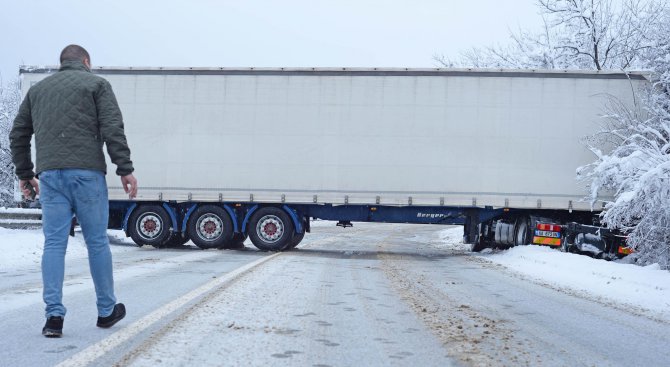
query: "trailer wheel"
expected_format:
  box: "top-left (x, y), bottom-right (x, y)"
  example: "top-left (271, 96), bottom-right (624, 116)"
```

top-left (287, 231), bottom-right (305, 249)
top-left (128, 205), bottom-right (172, 247)
top-left (514, 217), bottom-right (531, 246)
top-left (248, 207), bottom-right (295, 251)
top-left (187, 205), bottom-right (234, 249)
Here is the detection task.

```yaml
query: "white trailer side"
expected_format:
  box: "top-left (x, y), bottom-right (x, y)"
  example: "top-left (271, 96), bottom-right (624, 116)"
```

top-left (20, 67), bottom-right (648, 211)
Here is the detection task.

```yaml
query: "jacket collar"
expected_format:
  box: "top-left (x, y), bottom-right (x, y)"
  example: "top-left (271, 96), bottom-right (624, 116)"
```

top-left (59, 60), bottom-right (91, 72)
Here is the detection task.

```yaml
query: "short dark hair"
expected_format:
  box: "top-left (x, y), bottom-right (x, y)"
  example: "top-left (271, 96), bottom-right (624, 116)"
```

top-left (60, 44), bottom-right (90, 63)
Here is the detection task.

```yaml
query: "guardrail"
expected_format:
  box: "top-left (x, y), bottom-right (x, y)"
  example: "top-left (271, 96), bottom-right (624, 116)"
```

top-left (0, 208), bottom-right (42, 229)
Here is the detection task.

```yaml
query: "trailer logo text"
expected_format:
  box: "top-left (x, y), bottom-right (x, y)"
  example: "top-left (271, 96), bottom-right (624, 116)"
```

top-left (417, 213), bottom-right (447, 219)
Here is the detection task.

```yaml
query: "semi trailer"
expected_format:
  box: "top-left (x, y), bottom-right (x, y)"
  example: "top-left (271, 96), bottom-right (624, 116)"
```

top-left (19, 66), bottom-right (648, 255)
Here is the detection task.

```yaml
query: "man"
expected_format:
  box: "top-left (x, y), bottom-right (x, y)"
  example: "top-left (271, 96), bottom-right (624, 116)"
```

top-left (10, 44), bottom-right (138, 337)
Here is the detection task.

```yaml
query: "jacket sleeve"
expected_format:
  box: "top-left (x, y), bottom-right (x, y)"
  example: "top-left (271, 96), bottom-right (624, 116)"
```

top-left (95, 79), bottom-right (134, 176)
top-left (9, 95), bottom-right (35, 180)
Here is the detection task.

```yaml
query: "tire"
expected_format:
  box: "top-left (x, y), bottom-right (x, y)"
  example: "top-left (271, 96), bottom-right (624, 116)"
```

top-left (128, 205), bottom-right (172, 247)
top-left (514, 217), bottom-right (531, 247)
top-left (287, 231), bottom-right (305, 249)
top-left (248, 207), bottom-right (295, 251)
top-left (187, 205), bottom-right (234, 249)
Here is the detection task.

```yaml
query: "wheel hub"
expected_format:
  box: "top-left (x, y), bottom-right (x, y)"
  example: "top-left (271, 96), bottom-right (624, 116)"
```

top-left (257, 215), bottom-right (283, 243)
top-left (203, 220), bottom-right (217, 234)
top-left (144, 220), bottom-right (156, 232)
top-left (263, 222), bottom-right (277, 236)
top-left (138, 214), bottom-right (162, 239)
top-left (197, 215), bottom-right (223, 241)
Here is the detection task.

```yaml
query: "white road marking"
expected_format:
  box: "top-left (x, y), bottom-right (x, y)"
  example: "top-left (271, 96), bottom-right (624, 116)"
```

top-left (56, 252), bottom-right (281, 367)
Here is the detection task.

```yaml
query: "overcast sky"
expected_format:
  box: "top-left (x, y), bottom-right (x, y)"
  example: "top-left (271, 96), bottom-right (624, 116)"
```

top-left (0, 0), bottom-right (542, 80)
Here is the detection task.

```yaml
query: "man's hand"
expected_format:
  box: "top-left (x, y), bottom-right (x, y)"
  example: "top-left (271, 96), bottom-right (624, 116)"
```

top-left (121, 174), bottom-right (138, 199)
top-left (19, 178), bottom-right (40, 200)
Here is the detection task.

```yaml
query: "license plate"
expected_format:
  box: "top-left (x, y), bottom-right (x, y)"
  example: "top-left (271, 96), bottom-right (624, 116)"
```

top-left (535, 230), bottom-right (560, 238)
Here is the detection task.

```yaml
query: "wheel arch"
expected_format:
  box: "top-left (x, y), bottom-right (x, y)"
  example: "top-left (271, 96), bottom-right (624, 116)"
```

top-left (282, 205), bottom-right (303, 234)
top-left (122, 202), bottom-right (138, 235)
top-left (241, 205), bottom-right (259, 233)
top-left (162, 202), bottom-right (178, 234)
top-left (181, 204), bottom-right (198, 233)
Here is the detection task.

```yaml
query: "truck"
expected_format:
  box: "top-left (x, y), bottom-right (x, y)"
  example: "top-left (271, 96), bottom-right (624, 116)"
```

top-left (19, 66), bottom-right (648, 256)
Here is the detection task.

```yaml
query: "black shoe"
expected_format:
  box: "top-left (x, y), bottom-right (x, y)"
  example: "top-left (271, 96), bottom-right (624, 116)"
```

top-left (42, 316), bottom-right (64, 338)
top-left (96, 303), bottom-right (126, 328)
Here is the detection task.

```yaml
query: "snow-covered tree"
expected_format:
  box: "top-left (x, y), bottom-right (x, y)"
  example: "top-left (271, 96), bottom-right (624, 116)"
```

top-left (436, 0), bottom-right (664, 70)
top-left (580, 9), bottom-right (670, 268)
top-left (0, 78), bottom-right (20, 207)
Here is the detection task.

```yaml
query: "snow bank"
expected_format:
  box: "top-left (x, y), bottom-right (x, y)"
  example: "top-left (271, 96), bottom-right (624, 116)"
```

top-left (437, 226), bottom-right (670, 320)
top-left (487, 246), bottom-right (670, 317)
top-left (437, 226), bottom-right (471, 251)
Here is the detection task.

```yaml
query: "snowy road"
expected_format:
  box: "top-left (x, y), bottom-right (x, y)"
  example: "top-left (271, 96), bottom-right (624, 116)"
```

top-left (1, 223), bottom-right (669, 366)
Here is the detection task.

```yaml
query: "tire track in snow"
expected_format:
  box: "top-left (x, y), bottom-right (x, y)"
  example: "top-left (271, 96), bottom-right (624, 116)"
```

top-left (377, 230), bottom-right (538, 367)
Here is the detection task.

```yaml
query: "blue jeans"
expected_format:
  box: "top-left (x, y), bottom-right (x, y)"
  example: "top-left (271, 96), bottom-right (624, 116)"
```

top-left (39, 169), bottom-right (116, 318)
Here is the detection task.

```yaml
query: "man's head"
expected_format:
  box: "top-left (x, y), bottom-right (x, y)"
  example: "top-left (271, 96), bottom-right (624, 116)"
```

top-left (60, 44), bottom-right (91, 68)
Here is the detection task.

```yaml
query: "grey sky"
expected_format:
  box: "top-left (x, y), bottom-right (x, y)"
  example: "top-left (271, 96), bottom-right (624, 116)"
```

top-left (0, 0), bottom-right (542, 80)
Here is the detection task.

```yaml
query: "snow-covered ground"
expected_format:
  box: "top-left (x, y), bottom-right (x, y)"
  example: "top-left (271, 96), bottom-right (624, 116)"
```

top-left (435, 227), bottom-right (670, 321)
top-left (0, 227), bottom-right (136, 270)
top-left (2, 223), bottom-right (670, 365)
top-left (2, 225), bottom-right (669, 322)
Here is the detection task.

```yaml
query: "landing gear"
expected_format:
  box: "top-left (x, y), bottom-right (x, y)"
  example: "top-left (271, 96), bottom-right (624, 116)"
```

top-left (470, 223), bottom-right (487, 252)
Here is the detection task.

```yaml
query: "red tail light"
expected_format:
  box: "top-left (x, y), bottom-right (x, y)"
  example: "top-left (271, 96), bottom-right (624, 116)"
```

top-left (536, 223), bottom-right (562, 232)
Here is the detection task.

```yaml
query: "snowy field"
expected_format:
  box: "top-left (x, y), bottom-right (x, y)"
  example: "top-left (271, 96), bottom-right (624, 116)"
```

top-left (1, 224), bottom-right (669, 323)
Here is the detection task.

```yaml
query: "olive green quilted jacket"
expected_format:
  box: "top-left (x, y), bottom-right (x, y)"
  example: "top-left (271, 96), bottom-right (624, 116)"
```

top-left (10, 60), bottom-right (134, 180)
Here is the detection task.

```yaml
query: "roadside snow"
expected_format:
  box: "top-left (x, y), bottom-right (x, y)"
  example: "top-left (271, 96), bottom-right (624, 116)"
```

top-left (0, 207), bottom-right (42, 214)
top-left (437, 226), bottom-right (670, 320)
top-left (437, 225), bottom-right (471, 251)
top-left (0, 227), bottom-right (136, 270)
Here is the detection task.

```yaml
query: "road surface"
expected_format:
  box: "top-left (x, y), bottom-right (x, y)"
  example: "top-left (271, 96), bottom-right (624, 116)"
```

top-left (1, 223), bottom-right (668, 366)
